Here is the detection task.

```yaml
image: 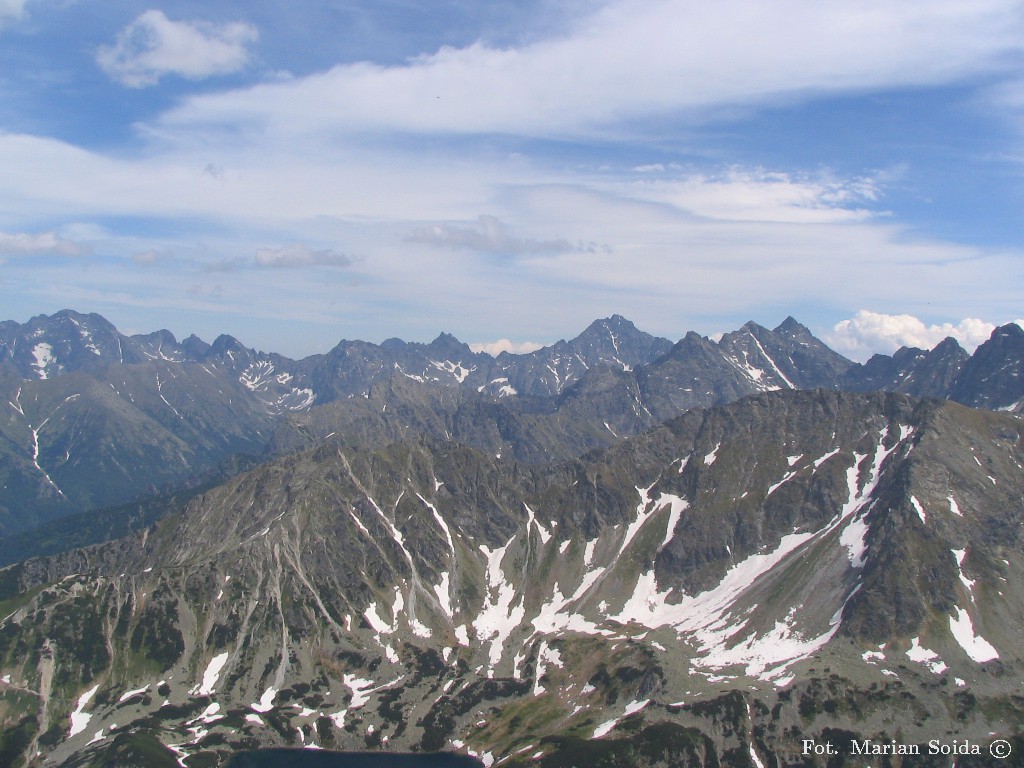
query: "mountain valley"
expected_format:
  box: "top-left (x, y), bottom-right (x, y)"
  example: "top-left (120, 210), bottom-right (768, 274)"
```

top-left (0, 312), bottom-right (1022, 767)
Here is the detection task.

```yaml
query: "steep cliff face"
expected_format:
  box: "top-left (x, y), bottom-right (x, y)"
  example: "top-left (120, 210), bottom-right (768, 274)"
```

top-left (841, 337), bottom-right (970, 398)
top-left (1, 390), bottom-right (1021, 766)
top-left (950, 323), bottom-right (1024, 411)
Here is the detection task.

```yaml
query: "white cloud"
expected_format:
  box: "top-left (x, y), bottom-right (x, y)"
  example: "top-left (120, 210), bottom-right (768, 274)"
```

top-left (469, 339), bottom-right (546, 355)
top-left (827, 310), bottom-right (1001, 359)
top-left (156, 0), bottom-right (1024, 139)
top-left (0, 0), bottom-right (26, 29)
top-left (97, 10), bottom-right (258, 88)
top-left (204, 244), bottom-right (353, 272)
top-left (408, 215), bottom-right (575, 254)
top-left (4, 122), bottom-right (1023, 355)
top-left (623, 167), bottom-right (883, 224)
top-left (2, 0), bottom-right (1024, 355)
top-left (0, 230), bottom-right (85, 256)
top-left (253, 244), bottom-right (352, 268)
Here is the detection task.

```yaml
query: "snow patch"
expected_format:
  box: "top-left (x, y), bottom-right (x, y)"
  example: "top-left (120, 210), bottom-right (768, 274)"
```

top-left (32, 342), bottom-right (55, 379)
top-left (704, 442), bottom-right (721, 465)
top-left (953, 549), bottom-right (976, 597)
top-left (525, 504), bottom-right (552, 545)
top-left (473, 538), bottom-right (526, 671)
top-left (418, 493), bottom-right (455, 553)
top-left (430, 359), bottom-right (475, 383)
top-left (746, 332), bottom-right (796, 388)
top-left (118, 685), bottom-right (149, 702)
top-left (948, 494), bottom-right (963, 517)
top-left (610, 433), bottom-right (909, 680)
top-left (949, 608), bottom-right (999, 663)
top-left (187, 702), bottom-right (223, 725)
top-left (344, 675), bottom-right (376, 710)
top-left (328, 709), bottom-right (348, 728)
top-left (191, 652), bottom-right (229, 697)
top-left (252, 686), bottom-right (278, 713)
top-left (533, 640), bottom-right (565, 695)
top-left (593, 699), bottom-right (649, 738)
top-left (583, 538), bottom-right (598, 567)
top-left (813, 448), bottom-right (841, 468)
top-left (434, 571), bottom-right (455, 619)
top-left (68, 684), bottom-right (99, 737)
top-left (906, 638), bottom-right (947, 674)
top-left (409, 616), bottom-right (433, 639)
top-left (911, 495), bottom-right (927, 523)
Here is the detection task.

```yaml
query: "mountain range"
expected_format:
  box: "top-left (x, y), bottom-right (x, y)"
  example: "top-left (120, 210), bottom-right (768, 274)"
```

top-left (3, 310), bottom-right (1022, 540)
top-left (0, 310), bottom-right (1023, 767)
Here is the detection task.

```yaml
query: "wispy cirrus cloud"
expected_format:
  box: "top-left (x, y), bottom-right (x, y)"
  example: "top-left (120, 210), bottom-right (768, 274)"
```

top-left (205, 244), bottom-right (353, 272)
top-left (3, 0), bottom-right (1024, 358)
top-left (254, 244), bottom-right (352, 268)
top-left (622, 167), bottom-right (885, 224)
top-left (155, 0), bottom-right (1024, 140)
top-left (97, 10), bottom-right (258, 88)
top-left (407, 215), bottom-right (577, 255)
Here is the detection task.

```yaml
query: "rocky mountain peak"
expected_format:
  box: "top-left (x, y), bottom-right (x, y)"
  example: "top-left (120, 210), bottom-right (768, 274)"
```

top-left (994, 321), bottom-right (1024, 340)
top-left (131, 328), bottom-right (185, 361)
top-left (0, 308), bottom-right (127, 378)
top-left (2, 307), bottom-right (1023, 541)
top-left (425, 331), bottom-right (473, 359)
top-left (949, 322), bottom-right (1024, 410)
top-left (931, 335), bottom-right (968, 359)
top-left (583, 313), bottom-right (637, 335)
top-left (569, 315), bottom-right (672, 370)
top-left (181, 333), bottom-right (212, 358)
top-left (207, 333), bottom-right (251, 359)
top-left (773, 315), bottom-right (814, 339)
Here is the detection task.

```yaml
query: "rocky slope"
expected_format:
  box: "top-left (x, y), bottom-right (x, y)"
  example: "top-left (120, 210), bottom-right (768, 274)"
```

top-left (0, 312), bottom-right (677, 533)
top-left (1, 390), bottom-right (1021, 766)
top-left (4, 310), bottom-right (1021, 541)
top-left (842, 323), bottom-right (1024, 413)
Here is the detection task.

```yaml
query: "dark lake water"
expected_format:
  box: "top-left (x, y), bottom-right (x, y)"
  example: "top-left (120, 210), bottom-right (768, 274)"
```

top-left (225, 750), bottom-right (484, 768)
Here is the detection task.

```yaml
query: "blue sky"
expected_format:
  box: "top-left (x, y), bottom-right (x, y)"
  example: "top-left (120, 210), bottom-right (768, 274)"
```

top-left (1, 0), bottom-right (1023, 360)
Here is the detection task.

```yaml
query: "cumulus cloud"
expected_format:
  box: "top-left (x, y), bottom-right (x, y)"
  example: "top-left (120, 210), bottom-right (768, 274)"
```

top-left (469, 339), bottom-right (546, 355)
top-left (408, 215), bottom-right (575, 255)
top-left (97, 10), bottom-right (258, 88)
top-left (0, 230), bottom-right (86, 256)
top-left (827, 310), bottom-right (1000, 359)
